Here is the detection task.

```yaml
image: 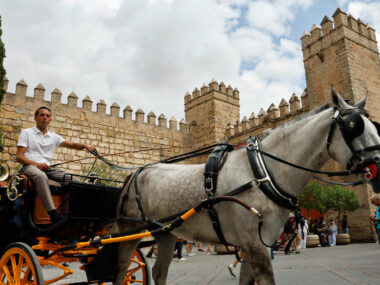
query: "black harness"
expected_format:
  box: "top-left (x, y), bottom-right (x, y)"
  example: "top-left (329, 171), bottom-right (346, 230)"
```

top-left (246, 137), bottom-right (298, 210)
top-left (203, 144), bottom-right (234, 249)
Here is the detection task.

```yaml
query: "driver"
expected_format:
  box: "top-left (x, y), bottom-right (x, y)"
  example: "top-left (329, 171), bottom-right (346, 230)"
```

top-left (16, 106), bottom-right (95, 225)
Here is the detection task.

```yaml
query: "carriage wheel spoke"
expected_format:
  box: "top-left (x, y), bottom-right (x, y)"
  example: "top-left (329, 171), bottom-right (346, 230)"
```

top-left (2, 263), bottom-right (15, 285)
top-left (21, 266), bottom-right (32, 285)
top-left (11, 255), bottom-right (19, 284)
top-left (15, 255), bottom-right (25, 285)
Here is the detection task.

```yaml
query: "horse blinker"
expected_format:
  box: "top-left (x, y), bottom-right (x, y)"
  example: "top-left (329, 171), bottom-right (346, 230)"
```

top-left (371, 120), bottom-right (380, 136)
top-left (342, 112), bottom-right (364, 140)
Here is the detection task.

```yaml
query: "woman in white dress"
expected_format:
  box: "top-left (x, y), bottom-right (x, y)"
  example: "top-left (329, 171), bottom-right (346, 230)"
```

top-left (297, 217), bottom-right (308, 250)
top-left (328, 219), bottom-right (338, 246)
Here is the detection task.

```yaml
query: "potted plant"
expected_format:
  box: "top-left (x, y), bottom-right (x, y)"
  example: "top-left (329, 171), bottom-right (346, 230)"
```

top-left (324, 185), bottom-right (359, 244)
top-left (299, 181), bottom-right (359, 246)
top-left (299, 181), bottom-right (324, 247)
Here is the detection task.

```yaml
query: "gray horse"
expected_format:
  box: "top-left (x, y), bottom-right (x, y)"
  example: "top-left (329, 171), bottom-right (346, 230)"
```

top-left (112, 87), bottom-right (380, 285)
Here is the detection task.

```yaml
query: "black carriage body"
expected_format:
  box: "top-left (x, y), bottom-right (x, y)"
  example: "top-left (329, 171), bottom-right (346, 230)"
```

top-left (0, 187), bottom-right (23, 251)
top-left (67, 181), bottom-right (122, 222)
top-left (0, 177), bottom-right (124, 247)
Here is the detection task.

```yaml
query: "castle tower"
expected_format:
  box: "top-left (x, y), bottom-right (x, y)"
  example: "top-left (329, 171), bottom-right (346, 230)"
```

top-left (301, 9), bottom-right (380, 120)
top-left (184, 80), bottom-right (240, 146)
top-left (302, 9), bottom-right (380, 242)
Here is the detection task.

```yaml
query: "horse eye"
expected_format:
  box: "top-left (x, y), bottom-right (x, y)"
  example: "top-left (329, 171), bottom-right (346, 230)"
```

top-left (375, 157), bottom-right (379, 162)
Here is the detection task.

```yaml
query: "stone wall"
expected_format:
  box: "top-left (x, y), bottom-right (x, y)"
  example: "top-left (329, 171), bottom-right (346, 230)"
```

top-left (0, 79), bottom-right (192, 173)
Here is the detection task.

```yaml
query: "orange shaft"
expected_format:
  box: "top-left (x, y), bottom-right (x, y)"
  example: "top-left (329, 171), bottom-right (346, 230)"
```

top-left (75, 208), bottom-right (197, 249)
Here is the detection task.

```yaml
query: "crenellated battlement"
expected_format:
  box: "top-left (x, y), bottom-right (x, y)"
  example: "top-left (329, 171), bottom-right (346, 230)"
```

top-left (184, 79), bottom-right (239, 112)
top-left (2, 78), bottom-right (188, 133)
top-left (301, 8), bottom-right (378, 61)
top-left (226, 89), bottom-right (308, 139)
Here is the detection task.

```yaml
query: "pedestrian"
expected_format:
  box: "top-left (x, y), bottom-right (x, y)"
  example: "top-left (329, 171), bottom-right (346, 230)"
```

top-left (297, 216), bottom-right (308, 251)
top-left (328, 219), bottom-right (337, 246)
top-left (186, 241), bottom-right (195, 256)
top-left (370, 195), bottom-right (380, 244)
top-left (284, 213), bottom-right (297, 254)
top-left (16, 106), bottom-right (94, 225)
top-left (227, 249), bottom-right (243, 278)
top-left (174, 240), bottom-right (186, 261)
top-left (206, 244), bottom-right (212, 255)
top-left (342, 215), bottom-right (349, 234)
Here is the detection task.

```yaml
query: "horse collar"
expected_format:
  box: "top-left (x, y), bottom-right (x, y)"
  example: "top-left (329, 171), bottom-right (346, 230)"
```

top-left (246, 137), bottom-right (298, 211)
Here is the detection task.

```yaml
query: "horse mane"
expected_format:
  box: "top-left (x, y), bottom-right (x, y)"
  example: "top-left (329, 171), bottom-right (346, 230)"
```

top-left (264, 102), bottom-right (331, 137)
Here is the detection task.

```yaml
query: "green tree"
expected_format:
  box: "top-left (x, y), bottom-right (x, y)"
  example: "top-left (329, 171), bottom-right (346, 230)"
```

top-left (0, 16), bottom-right (5, 152)
top-left (299, 180), bottom-right (325, 218)
top-left (299, 181), bottom-right (360, 232)
top-left (81, 161), bottom-right (130, 187)
top-left (0, 16), bottom-right (5, 105)
top-left (325, 185), bottom-right (359, 231)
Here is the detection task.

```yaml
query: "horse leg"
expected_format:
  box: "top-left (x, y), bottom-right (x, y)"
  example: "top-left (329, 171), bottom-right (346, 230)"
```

top-left (152, 233), bottom-right (177, 285)
top-left (113, 239), bottom-right (140, 285)
top-left (239, 247), bottom-right (275, 285)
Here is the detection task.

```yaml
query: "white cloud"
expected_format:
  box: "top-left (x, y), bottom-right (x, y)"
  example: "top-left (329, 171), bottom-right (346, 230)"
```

top-left (348, 1), bottom-right (380, 40)
top-left (245, 0), bottom-right (315, 36)
top-left (1, 0), bottom-right (313, 124)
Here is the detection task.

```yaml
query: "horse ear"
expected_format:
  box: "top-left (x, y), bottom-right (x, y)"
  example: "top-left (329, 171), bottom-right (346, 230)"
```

top-left (330, 85), bottom-right (351, 109)
top-left (354, 94), bottom-right (367, 109)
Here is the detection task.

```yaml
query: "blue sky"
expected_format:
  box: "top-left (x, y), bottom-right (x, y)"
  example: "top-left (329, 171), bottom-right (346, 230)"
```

top-left (0, 0), bottom-right (379, 125)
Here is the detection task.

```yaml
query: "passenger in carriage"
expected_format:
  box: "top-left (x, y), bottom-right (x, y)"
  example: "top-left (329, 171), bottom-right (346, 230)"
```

top-left (16, 106), bottom-right (94, 225)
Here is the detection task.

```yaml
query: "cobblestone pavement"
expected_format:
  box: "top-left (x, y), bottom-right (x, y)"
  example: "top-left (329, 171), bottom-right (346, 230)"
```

top-left (43, 243), bottom-right (380, 284)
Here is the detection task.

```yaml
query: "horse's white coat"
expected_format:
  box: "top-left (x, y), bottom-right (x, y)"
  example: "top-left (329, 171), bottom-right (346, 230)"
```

top-left (112, 88), bottom-right (380, 285)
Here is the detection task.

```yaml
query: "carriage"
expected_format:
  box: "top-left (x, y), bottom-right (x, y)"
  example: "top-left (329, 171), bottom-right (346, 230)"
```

top-left (0, 165), bottom-right (151, 285)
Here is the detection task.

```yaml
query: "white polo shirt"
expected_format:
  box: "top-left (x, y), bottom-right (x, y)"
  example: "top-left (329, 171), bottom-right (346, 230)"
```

top-left (17, 126), bottom-right (65, 166)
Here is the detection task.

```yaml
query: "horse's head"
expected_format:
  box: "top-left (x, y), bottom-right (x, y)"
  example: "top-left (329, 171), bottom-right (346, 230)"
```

top-left (329, 86), bottom-right (380, 193)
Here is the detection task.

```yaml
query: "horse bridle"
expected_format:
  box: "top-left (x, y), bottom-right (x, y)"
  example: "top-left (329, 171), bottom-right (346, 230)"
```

top-left (327, 107), bottom-right (380, 181)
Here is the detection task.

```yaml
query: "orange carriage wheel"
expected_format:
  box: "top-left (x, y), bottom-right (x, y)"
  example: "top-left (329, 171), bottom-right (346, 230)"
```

top-left (123, 249), bottom-right (150, 285)
top-left (0, 242), bottom-right (44, 285)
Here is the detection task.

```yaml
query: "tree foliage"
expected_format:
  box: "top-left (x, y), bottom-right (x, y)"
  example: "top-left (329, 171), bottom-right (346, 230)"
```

top-left (0, 16), bottom-right (6, 152)
top-left (299, 181), bottom-right (359, 217)
top-left (0, 16), bottom-right (5, 105)
top-left (325, 184), bottom-right (359, 215)
top-left (81, 161), bottom-right (130, 187)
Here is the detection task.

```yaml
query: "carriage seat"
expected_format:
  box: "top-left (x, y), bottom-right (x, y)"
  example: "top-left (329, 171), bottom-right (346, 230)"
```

top-left (18, 174), bottom-right (70, 195)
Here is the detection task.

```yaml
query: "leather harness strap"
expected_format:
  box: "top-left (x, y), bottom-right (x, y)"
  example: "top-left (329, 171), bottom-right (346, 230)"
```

top-left (204, 143), bottom-right (234, 249)
top-left (246, 137), bottom-right (298, 210)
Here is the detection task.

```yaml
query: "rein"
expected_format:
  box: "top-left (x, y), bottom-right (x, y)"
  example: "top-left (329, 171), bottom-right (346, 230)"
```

top-left (50, 147), bottom-right (169, 169)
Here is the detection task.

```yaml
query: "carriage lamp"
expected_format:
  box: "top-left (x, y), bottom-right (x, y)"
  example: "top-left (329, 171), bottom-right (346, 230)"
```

top-left (0, 160), bottom-right (10, 181)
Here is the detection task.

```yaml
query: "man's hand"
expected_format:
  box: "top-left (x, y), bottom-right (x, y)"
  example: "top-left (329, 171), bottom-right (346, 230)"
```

top-left (84, 144), bottom-right (95, 153)
top-left (36, 163), bottom-right (50, 171)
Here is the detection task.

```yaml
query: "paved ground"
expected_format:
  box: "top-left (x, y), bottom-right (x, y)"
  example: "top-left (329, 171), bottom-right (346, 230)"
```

top-left (154, 243), bottom-right (380, 285)
top-left (43, 243), bottom-right (380, 284)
